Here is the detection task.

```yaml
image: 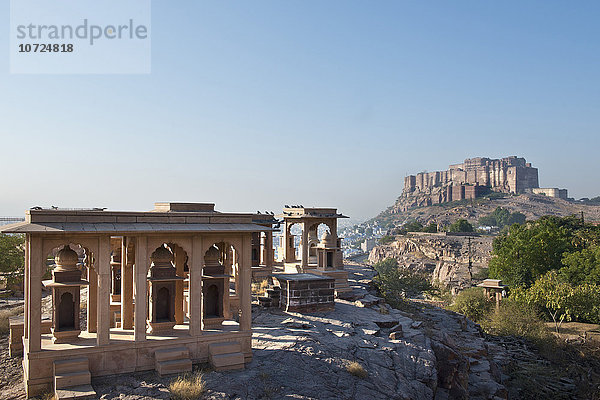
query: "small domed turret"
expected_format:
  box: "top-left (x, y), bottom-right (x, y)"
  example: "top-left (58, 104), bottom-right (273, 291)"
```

top-left (320, 231), bottom-right (334, 246)
top-left (54, 245), bottom-right (79, 272)
top-left (204, 246), bottom-right (221, 267)
top-left (150, 245), bottom-right (174, 264)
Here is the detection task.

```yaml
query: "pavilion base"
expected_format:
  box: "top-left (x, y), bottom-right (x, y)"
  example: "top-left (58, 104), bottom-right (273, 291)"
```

top-left (52, 329), bottom-right (81, 344)
top-left (147, 321), bottom-right (176, 334)
top-left (280, 263), bottom-right (351, 295)
top-left (22, 328), bottom-right (252, 398)
top-left (203, 317), bottom-right (225, 329)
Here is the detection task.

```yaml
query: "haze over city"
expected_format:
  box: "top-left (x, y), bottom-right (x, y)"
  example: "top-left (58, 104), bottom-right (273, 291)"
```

top-left (1, 1), bottom-right (599, 220)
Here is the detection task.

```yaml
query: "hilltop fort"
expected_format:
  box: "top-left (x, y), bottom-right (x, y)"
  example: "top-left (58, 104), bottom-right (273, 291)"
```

top-left (398, 156), bottom-right (567, 211)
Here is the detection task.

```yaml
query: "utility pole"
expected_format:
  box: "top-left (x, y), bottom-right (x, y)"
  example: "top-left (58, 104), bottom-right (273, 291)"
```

top-left (468, 236), bottom-right (473, 283)
top-left (581, 211), bottom-right (585, 225)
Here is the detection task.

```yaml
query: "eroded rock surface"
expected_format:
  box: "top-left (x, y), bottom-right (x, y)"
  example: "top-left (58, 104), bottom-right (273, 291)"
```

top-left (369, 235), bottom-right (493, 290)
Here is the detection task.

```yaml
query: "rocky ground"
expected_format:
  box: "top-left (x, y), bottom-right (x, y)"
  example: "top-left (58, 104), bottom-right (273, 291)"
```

top-left (0, 262), bottom-right (543, 400)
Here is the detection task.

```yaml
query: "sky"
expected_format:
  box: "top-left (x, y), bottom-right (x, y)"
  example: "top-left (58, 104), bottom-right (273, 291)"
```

top-left (1, 1), bottom-right (599, 221)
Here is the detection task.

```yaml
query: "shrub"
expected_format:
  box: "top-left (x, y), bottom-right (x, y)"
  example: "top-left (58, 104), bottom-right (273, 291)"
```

top-left (346, 361), bottom-right (368, 378)
top-left (373, 258), bottom-right (433, 308)
top-left (378, 235), bottom-right (395, 245)
top-left (514, 271), bottom-right (600, 331)
top-left (449, 288), bottom-right (492, 322)
top-left (481, 298), bottom-right (551, 344)
top-left (169, 372), bottom-right (206, 400)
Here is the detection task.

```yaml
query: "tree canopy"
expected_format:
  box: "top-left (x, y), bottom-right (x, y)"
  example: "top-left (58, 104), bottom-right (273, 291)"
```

top-left (0, 234), bottom-right (25, 273)
top-left (448, 219), bottom-right (474, 233)
top-left (488, 215), bottom-right (600, 288)
top-left (478, 207), bottom-right (526, 228)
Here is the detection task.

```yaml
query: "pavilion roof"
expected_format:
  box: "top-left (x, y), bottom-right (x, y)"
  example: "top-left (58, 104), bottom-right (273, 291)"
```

top-left (0, 204), bottom-right (276, 234)
top-left (0, 221), bottom-right (274, 234)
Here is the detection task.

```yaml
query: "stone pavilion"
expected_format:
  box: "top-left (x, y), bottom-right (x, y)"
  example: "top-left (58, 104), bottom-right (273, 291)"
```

top-left (2, 202), bottom-right (274, 398)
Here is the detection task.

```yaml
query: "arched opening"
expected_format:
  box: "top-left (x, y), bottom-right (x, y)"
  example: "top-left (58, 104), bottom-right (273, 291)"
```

top-left (288, 223), bottom-right (302, 261)
top-left (308, 223), bottom-right (332, 265)
top-left (58, 292), bottom-right (75, 330)
top-left (156, 287), bottom-right (170, 322)
top-left (205, 284), bottom-right (219, 317)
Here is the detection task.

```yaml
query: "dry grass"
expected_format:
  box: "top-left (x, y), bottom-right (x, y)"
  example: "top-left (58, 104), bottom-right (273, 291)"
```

top-left (169, 372), bottom-right (206, 400)
top-left (39, 392), bottom-right (55, 400)
top-left (0, 305), bottom-right (23, 335)
top-left (346, 361), bottom-right (368, 379)
top-left (251, 279), bottom-right (270, 296)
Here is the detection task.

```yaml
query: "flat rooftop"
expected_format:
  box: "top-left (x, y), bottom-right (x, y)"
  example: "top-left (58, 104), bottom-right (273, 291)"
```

top-left (280, 207), bottom-right (348, 219)
top-left (0, 202), bottom-right (276, 234)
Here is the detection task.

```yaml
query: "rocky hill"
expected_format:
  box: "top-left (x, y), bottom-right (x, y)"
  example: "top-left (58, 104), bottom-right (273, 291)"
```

top-left (375, 193), bottom-right (600, 229)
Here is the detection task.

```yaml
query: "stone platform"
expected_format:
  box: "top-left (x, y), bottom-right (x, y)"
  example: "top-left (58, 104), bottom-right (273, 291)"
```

top-left (273, 273), bottom-right (335, 313)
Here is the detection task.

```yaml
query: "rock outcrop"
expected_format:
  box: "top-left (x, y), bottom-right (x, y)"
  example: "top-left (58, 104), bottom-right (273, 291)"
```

top-left (369, 234), bottom-right (493, 290)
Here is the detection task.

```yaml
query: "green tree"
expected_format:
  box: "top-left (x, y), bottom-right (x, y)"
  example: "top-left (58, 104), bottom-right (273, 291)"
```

top-left (0, 234), bottom-right (25, 273)
top-left (478, 207), bottom-right (525, 228)
top-left (422, 223), bottom-right (437, 233)
top-left (403, 221), bottom-right (423, 232)
top-left (560, 244), bottom-right (600, 285)
top-left (488, 217), bottom-right (574, 288)
top-left (516, 270), bottom-right (600, 331)
top-left (373, 258), bottom-right (433, 308)
top-left (448, 219), bottom-right (473, 233)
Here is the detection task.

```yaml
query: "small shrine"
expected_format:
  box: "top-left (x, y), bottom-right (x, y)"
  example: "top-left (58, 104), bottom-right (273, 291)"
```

top-left (42, 245), bottom-right (89, 343)
top-left (316, 231), bottom-right (342, 270)
top-left (477, 279), bottom-right (509, 307)
top-left (147, 245), bottom-right (183, 333)
top-left (202, 246), bottom-right (230, 328)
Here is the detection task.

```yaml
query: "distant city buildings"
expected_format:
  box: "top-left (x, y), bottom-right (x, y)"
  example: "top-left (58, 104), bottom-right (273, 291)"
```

top-left (0, 217), bottom-right (25, 227)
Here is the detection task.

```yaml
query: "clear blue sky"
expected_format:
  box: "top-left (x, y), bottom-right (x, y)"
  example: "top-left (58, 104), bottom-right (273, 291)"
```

top-left (1, 1), bottom-right (599, 220)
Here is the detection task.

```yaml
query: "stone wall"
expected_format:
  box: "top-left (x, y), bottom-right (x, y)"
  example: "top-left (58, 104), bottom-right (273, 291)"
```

top-left (532, 188), bottom-right (568, 200)
top-left (274, 274), bottom-right (335, 312)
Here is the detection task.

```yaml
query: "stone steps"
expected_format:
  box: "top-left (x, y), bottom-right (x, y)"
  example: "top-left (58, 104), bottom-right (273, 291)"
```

top-left (208, 341), bottom-right (245, 371)
top-left (53, 357), bottom-right (96, 400)
top-left (55, 385), bottom-right (97, 400)
top-left (155, 346), bottom-right (192, 376)
top-left (55, 371), bottom-right (91, 389)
